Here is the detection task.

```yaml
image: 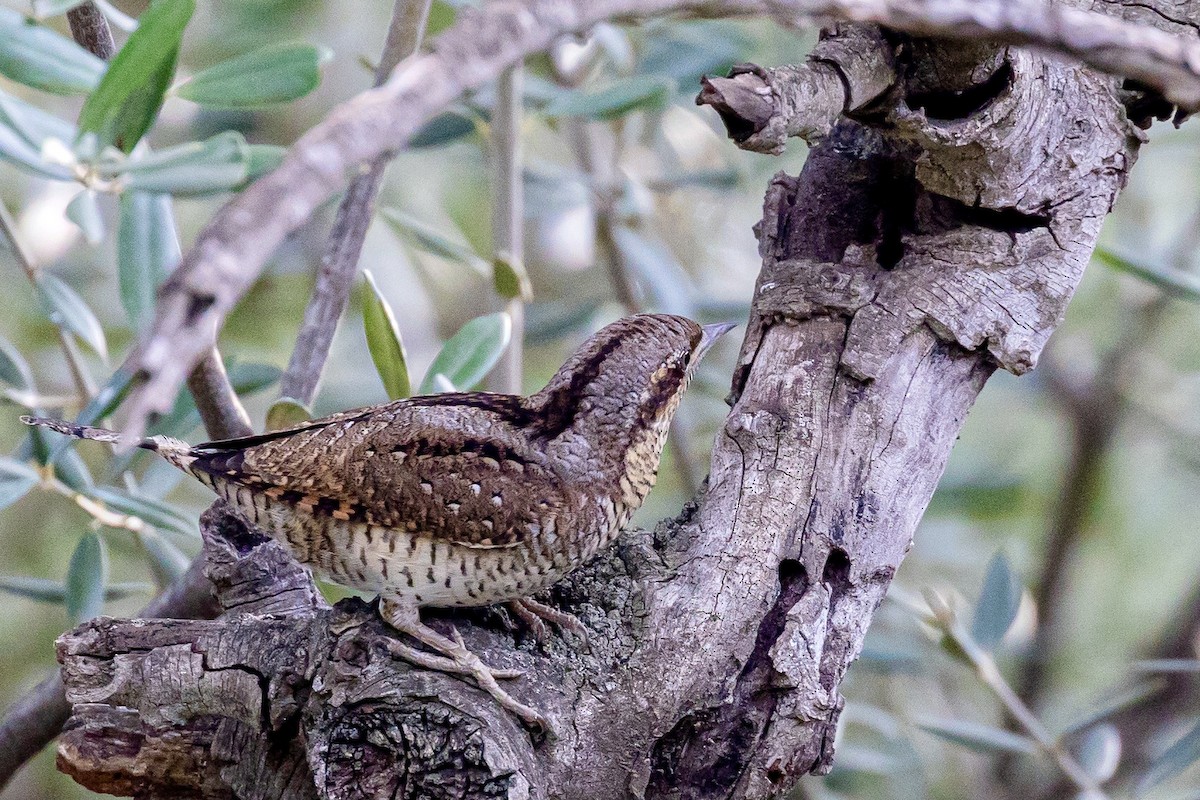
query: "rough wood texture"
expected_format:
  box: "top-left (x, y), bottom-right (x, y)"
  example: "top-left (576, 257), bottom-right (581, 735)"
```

top-left (54, 21), bottom-right (1144, 800)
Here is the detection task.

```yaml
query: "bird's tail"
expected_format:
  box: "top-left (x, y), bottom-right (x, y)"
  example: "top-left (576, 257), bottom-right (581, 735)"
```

top-left (21, 416), bottom-right (197, 471)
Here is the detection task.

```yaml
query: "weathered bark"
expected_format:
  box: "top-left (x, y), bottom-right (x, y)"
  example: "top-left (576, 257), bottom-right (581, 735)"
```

top-left (53, 19), bottom-right (1144, 800)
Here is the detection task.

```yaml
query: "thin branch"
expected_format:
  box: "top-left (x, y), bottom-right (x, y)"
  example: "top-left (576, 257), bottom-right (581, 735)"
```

top-left (0, 673), bottom-right (68, 792)
top-left (0, 201), bottom-right (97, 402)
top-left (926, 593), bottom-right (1109, 798)
top-left (186, 348), bottom-right (253, 440)
top-left (66, 2), bottom-right (116, 59)
top-left (770, 0), bottom-right (1200, 110)
top-left (279, 0), bottom-right (434, 405)
top-left (488, 64), bottom-right (526, 395)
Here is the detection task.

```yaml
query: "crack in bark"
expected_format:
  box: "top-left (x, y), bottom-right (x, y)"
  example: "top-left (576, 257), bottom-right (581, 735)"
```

top-left (646, 558), bottom-right (810, 798)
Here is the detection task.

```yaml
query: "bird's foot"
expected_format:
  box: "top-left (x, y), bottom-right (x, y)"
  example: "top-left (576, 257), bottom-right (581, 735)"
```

top-left (509, 597), bottom-right (589, 647)
top-left (379, 598), bottom-right (550, 735)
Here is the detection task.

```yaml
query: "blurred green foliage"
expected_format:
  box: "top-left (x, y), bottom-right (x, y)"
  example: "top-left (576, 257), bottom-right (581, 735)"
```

top-left (0, 1), bottom-right (1197, 799)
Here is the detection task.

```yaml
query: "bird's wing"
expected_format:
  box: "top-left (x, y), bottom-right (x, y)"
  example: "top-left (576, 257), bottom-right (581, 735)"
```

top-left (190, 394), bottom-right (569, 547)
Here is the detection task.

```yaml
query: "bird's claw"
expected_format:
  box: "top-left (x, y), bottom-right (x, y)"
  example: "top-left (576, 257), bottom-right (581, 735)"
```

top-left (509, 597), bottom-right (589, 648)
top-left (379, 601), bottom-right (547, 734)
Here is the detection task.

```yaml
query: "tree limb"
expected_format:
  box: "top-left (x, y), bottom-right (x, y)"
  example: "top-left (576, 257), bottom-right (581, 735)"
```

top-left (66, 2), bottom-right (116, 60)
top-left (770, 0), bottom-right (1200, 109)
top-left (279, 0), bottom-right (434, 406)
top-left (113, 0), bottom-right (1200, 443)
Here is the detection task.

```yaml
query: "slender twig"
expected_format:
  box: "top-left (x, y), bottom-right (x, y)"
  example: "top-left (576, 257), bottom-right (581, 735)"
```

top-left (925, 591), bottom-right (1110, 798)
top-left (1015, 397), bottom-right (1116, 713)
top-left (279, 0), bottom-right (433, 405)
top-left (66, 2), bottom-right (116, 59)
top-left (0, 201), bottom-right (97, 402)
top-left (488, 64), bottom-right (526, 395)
top-left (186, 348), bottom-right (252, 440)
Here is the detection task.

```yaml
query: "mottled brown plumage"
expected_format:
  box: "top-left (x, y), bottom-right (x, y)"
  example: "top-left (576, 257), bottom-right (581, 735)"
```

top-left (24, 313), bottom-right (733, 732)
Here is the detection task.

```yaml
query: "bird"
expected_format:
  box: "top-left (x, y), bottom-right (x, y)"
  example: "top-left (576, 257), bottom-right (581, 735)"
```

top-left (24, 313), bottom-right (734, 733)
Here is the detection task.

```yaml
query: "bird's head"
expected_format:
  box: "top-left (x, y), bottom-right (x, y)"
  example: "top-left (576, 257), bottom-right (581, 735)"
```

top-left (526, 314), bottom-right (735, 465)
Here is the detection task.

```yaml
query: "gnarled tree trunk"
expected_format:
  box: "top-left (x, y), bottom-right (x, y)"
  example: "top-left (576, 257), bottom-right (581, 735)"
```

top-left (53, 14), bottom-right (1149, 800)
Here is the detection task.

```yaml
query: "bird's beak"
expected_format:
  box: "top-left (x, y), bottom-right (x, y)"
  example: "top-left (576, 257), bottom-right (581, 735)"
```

top-left (696, 321), bottom-right (737, 360)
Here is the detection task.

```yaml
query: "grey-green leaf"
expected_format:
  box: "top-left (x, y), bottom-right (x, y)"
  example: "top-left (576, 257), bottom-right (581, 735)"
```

top-left (77, 0), bottom-right (195, 152)
top-left (542, 75), bottom-right (673, 120)
top-left (1139, 718), bottom-right (1200, 793)
top-left (91, 486), bottom-right (198, 538)
top-left (0, 87), bottom-right (75, 144)
top-left (0, 8), bottom-right (104, 95)
top-left (53, 447), bottom-right (94, 490)
top-left (0, 89), bottom-right (75, 178)
top-left (266, 397), bottom-right (313, 432)
top-left (362, 270), bottom-right (411, 400)
top-left (916, 717), bottom-right (1038, 755)
top-left (65, 190), bottom-right (105, 244)
top-left (245, 144), bottom-right (286, 180)
top-left (0, 455), bottom-right (39, 510)
top-left (493, 255), bottom-right (532, 302)
top-left (1074, 723), bottom-right (1121, 784)
top-left (113, 131), bottom-right (250, 195)
top-left (118, 191), bottom-right (179, 329)
top-left (1095, 247), bottom-right (1200, 304)
top-left (136, 528), bottom-right (190, 587)
top-left (0, 574), bottom-right (149, 603)
top-left (1059, 681), bottom-right (1166, 736)
top-left (228, 362), bottom-right (283, 395)
top-left (609, 226), bottom-right (693, 315)
top-left (380, 208), bottom-right (490, 275)
top-left (175, 42), bottom-right (330, 108)
top-left (971, 552), bottom-right (1022, 650)
top-left (0, 335), bottom-right (34, 390)
top-left (66, 530), bottom-right (108, 625)
top-left (418, 312), bottom-right (511, 395)
top-left (410, 111), bottom-right (477, 148)
top-left (36, 272), bottom-right (108, 359)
